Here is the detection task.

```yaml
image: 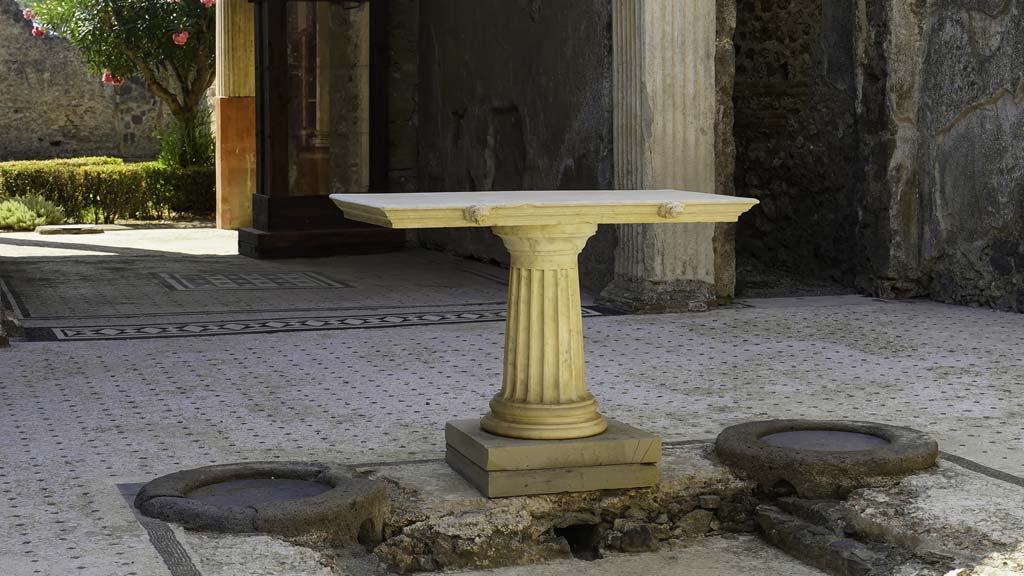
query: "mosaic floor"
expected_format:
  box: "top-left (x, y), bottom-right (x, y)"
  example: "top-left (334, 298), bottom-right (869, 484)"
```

top-left (1, 228), bottom-right (1023, 575)
top-left (0, 239), bottom-right (564, 342)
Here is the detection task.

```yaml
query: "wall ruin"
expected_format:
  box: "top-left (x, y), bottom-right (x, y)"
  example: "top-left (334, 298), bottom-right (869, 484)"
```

top-left (734, 0), bottom-right (1024, 312)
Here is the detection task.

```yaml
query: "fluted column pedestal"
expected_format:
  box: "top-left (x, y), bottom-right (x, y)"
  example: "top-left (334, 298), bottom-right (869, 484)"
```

top-left (444, 224), bottom-right (660, 497)
top-left (480, 223), bottom-right (606, 440)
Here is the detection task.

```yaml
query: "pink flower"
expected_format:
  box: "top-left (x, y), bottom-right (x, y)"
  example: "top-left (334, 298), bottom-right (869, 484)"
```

top-left (22, 8), bottom-right (34, 20)
top-left (201, 0), bottom-right (215, 7)
top-left (172, 31), bottom-right (189, 46)
top-left (167, 0), bottom-right (181, 3)
top-left (102, 71), bottom-right (115, 84)
top-left (31, 25), bottom-right (44, 38)
top-left (111, 76), bottom-right (124, 86)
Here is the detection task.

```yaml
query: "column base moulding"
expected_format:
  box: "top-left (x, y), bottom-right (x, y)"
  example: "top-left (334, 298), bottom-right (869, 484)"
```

top-left (596, 277), bottom-right (719, 314)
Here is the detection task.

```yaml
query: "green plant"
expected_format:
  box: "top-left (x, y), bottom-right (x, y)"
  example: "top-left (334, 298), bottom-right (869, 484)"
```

top-left (0, 195), bottom-right (66, 231)
top-left (157, 108), bottom-right (215, 168)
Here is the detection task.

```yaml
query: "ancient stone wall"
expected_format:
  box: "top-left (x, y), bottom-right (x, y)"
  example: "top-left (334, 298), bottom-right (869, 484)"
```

top-left (733, 0), bottom-right (862, 283)
top-left (735, 0), bottom-right (1024, 312)
top-left (0, 0), bottom-right (163, 161)
top-left (414, 0), bottom-right (615, 292)
top-left (892, 0), bottom-right (1024, 311)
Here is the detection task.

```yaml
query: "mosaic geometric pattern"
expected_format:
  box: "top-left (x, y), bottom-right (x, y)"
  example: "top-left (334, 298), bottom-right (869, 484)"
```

top-left (43, 308), bottom-right (604, 341)
top-left (156, 272), bottom-right (350, 291)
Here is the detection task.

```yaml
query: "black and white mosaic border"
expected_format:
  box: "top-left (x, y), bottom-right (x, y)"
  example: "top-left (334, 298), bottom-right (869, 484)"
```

top-left (30, 308), bottom-right (604, 341)
top-left (155, 271), bottom-right (351, 291)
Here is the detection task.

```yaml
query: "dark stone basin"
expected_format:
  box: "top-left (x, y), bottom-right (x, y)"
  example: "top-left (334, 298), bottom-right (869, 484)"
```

top-left (760, 430), bottom-right (890, 452)
top-left (134, 461), bottom-right (388, 546)
top-left (189, 478), bottom-right (333, 508)
top-left (715, 420), bottom-right (939, 499)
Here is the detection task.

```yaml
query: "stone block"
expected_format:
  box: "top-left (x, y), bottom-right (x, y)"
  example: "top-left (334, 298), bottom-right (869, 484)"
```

top-left (673, 509), bottom-right (715, 538)
top-left (445, 418), bottom-right (661, 472)
top-left (35, 225), bottom-right (104, 235)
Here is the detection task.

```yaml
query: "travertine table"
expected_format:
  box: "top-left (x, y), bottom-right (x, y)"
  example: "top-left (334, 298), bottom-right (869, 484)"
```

top-left (331, 190), bottom-right (758, 496)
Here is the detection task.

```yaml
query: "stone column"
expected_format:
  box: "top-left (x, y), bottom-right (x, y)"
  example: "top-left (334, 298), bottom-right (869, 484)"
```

top-left (215, 0), bottom-right (256, 230)
top-left (329, 3), bottom-right (371, 194)
top-left (598, 0), bottom-right (722, 312)
top-left (480, 223), bottom-right (607, 440)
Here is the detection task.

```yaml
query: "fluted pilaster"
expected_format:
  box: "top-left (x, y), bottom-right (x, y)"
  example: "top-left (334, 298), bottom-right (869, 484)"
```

top-left (600, 0), bottom-right (723, 312)
top-left (480, 224), bottom-right (606, 440)
top-left (215, 0), bottom-right (255, 98)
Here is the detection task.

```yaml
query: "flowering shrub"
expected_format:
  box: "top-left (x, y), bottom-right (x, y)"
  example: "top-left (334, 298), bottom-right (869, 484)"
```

top-left (26, 0), bottom-right (217, 166)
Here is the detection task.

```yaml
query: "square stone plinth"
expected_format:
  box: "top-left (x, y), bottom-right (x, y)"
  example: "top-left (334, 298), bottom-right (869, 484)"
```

top-left (446, 419), bottom-right (661, 471)
top-left (444, 419), bottom-right (661, 497)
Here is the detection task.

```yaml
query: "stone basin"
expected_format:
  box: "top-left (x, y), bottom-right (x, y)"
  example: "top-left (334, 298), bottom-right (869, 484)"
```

top-left (188, 477), bottom-right (333, 508)
top-left (134, 461), bottom-right (388, 546)
top-left (714, 420), bottom-right (938, 499)
top-left (759, 430), bottom-right (891, 452)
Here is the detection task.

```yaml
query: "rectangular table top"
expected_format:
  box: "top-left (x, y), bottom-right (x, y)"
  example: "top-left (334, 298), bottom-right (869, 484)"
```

top-left (330, 190), bottom-right (758, 229)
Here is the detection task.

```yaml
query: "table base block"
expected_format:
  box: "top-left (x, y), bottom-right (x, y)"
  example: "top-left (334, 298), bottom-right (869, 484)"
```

top-left (444, 419), bottom-right (661, 498)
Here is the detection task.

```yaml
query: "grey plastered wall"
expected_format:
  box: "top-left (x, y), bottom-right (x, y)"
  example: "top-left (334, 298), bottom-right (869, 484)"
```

top-left (414, 0), bottom-right (615, 293)
top-left (0, 0), bottom-right (163, 161)
top-left (896, 0), bottom-right (1024, 311)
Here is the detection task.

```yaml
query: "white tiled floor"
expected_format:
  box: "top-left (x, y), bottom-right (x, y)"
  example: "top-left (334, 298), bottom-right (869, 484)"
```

top-left (2, 228), bottom-right (1022, 576)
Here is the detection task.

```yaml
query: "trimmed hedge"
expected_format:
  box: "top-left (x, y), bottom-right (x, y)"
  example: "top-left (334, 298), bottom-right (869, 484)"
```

top-left (0, 157), bottom-right (124, 167)
top-left (0, 158), bottom-right (214, 223)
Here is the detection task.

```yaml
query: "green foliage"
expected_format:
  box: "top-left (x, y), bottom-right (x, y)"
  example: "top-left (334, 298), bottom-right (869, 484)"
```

top-left (0, 195), bottom-right (66, 231)
top-left (0, 200), bottom-right (45, 231)
top-left (0, 158), bottom-right (214, 224)
top-left (157, 109), bottom-right (215, 168)
top-left (28, 0), bottom-right (215, 87)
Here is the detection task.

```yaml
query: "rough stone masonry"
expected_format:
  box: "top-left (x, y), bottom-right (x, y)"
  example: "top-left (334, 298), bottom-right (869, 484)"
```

top-left (735, 0), bottom-right (1024, 312)
top-left (0, 0), bottom-right (163, 161)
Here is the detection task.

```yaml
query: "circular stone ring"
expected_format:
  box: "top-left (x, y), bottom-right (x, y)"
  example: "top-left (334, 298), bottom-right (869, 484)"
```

top-left (715, 420), bottom-right (938, 499)
top-left (133, 461), bottom-right (388, 546)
